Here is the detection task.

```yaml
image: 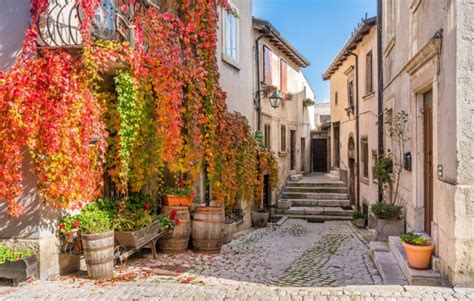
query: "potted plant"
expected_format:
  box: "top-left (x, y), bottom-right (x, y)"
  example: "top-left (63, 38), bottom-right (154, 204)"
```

top-left (372, 110), bottom-right (410, 241)
top-left (113, 210), bottom-right (162, 248)
top-left (77, 203), bottom-right (114, 280)
top-left (303, 98), bottom-right (315, 106)
top-left (163, 180), bottom-right (195, 207)
top-left (352, 210), bottom-right (366, 228)
top-left (251, 208), bottom-right (269, 228)
top-left (0, 244), bottom-right (37, 285)
top-left (59, 213), bottom-right (83, 254)
top-left (286, 92), bottom-right (294, 100)
top-left (400, 232), bottom-right (434, 270)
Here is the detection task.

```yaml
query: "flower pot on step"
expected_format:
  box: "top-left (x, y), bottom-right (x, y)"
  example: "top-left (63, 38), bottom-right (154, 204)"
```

top-left (251, 210), bottom-right (269, 228)
top-left (402, 242), bottom-right (435, 270)
top-left (353, 218), bottom-right (365, 228)
top-left (164, 195), bottom-right (193, 207)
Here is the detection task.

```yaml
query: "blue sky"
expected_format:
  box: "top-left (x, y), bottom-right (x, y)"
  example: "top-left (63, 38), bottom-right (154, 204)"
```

top-left (253, 0), bottom-right (376, 103)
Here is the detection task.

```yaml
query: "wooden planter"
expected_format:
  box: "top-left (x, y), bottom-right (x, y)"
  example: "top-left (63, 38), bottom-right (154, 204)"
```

top-left (82, 230), bottom-right (114, 280)
top-left (164, 195), bottom-right (193, 207)
top-left (115, 220), bottom-right (161, 248)
top-left (192, 206), bottom-right (225, 253)
top-left (0, 255), bottom-right (37, 286)
top-left (158, 207), bottom-right (191, 254)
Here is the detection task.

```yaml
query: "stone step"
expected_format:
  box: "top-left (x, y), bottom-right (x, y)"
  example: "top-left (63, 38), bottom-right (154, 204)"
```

top-left (282, 192), bottom-right (349, 200)
top-left (285, 182), bottom-right (346, 188)
top-left (284, 187), bottom-right (348, 194)
top-left (276, 206), bottom-right (353, 216)
top-left (388, 236), bottom-right (442, 286)
top-left (274, 213), bottom-right (353, 222)
top-left (289, 199), bottom-right (351, 207)
top-left (372, 251), bottom-right (409, 285)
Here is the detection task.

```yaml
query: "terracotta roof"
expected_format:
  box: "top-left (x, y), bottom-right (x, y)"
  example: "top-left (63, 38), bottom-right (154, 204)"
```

top-left (253, 17), bottom-right (310, 68)
top-left (322, 17), bottom-right (376, 80)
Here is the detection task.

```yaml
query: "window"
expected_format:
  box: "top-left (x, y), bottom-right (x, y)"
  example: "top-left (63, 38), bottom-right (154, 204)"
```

top-left (280, 124), bottom-right (287, 152)
top-left (365, 51), bottom-right (373, 94)
top-left (361, 138), bottom-right (369, 178)
top-left (224, 8), bottom-right (239, 62)
top-left (264, 124), bottom-right (271, 149)
top-left (335, 92), bottom-right (338, 105)
top-left (263, 46), bottom-right (272, 85)
top-left (384, 0), bottom-right (395, 48)
top-left (280, 59), bottom-right (288, 93)
top-left (347, 80), bottom-right (354, 108)
top-left (372, 150), bottom-right (378, 181)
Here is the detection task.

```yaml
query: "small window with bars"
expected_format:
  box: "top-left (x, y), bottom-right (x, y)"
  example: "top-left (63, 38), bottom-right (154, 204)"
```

top-left (264, 124), bottom-right (271, 149)
top-left (280, 124), bottom-right (287, 152)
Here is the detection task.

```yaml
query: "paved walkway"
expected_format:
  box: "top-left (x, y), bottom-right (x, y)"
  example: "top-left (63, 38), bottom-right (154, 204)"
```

top-left (1, 220), bottom-right (473, 300)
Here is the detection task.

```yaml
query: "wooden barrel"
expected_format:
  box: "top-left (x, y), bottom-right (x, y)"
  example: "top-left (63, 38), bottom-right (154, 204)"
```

top-left (158, 206), bottom-right (191, 254)
top-left (192, 206), bottom-right (225, 253)
top-left (81, 230), bottom-right (114, 280)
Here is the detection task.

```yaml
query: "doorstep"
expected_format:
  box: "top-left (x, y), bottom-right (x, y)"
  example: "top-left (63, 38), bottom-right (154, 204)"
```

top-left (370, 242), bottom-right (408, 285)
top-left (388, 236), bottom-right (442, 286)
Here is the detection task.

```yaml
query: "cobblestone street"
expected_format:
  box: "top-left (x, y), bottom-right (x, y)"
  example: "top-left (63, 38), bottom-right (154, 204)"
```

top-left (3, 220), bottom-right (473, 300)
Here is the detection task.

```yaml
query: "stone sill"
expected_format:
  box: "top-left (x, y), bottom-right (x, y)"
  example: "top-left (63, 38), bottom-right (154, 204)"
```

top-left (278, 151), bottom-right (288, 157)
top-left (222, 55), bottom-right (241, 70)
top-left (363, 91), bottom-right (375, 100)
top-left (360, 177), bottom-right (370, 185)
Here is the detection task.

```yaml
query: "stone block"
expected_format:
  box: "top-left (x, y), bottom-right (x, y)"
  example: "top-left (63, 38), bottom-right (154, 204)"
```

top-left (278, 200), bottom-right (291, 210)
top-left (58, 254), bottom-right (81, 275)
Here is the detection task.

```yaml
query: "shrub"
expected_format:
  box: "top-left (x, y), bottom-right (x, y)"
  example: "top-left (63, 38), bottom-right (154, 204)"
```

top-left (352, 210), bottom-right (366, 219)
top-left (371, 202), bottom-right (402, 219)
top-left (0, 244), bottom-right (32, 264)
top-left (375, 154), bottom-right (393, 185)
top-left (155, 213), bottom-right (177, 230)
top-left (400, 232), bottom-right (431, 246)
top-left (77, 203), bottom-right (112, 234)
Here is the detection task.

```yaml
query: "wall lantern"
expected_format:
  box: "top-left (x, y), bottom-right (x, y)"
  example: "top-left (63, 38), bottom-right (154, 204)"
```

top-left (269, 91), bottom-right (284, 109)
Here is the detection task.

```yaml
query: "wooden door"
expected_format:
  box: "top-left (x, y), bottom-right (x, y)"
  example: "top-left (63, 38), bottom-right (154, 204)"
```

top-left (290, 130), bottom-right (296, 171)
top-left (301, 138), bottom-right (306, 173)
top-left (349, 158), bottom-right (356, 206)
top-left (333, 123), bottom-right (340, 168)
top-left (423, 90), bottom-right (434, 234)
top-left (312, 138), bottom-right (328, 172)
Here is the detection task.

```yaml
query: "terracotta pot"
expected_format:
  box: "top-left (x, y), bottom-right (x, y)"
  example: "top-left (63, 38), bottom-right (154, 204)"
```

top-left (164, 195), bottom-right (193, 207)
top-left (402, 242), bottom-right (435, 270)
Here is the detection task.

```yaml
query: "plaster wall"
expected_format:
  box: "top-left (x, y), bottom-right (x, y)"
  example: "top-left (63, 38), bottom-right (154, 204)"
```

top-left (255, 31), bottom-right (314, 202)
top-left (382, 0), bottom-right (474, 286)
top-left (217, 0), bottom-right (255, 130)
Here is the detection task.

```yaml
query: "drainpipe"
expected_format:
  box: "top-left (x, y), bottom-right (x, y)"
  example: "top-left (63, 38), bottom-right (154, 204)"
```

top-left (255, 27), bottom-right (271, 132)
top-left (376, 0), bottom-right (384, 203)
top-left (346, 50), bottom-right (360, 210)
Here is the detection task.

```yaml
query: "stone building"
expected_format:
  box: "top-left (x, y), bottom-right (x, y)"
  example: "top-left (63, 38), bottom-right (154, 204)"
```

top-left (253, 17), bottom-right (315, 206)
top-left (381, 0), bottom-right (474, 286)
top-left (310, 102), bottom-right (331, 173)
top-left (322, 17), bottom-right (379, 214)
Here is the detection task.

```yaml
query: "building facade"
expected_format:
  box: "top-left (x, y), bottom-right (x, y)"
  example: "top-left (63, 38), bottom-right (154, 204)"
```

top-left (253, 17), bottom-right (314, 206)
top-left (323, 17), bottom-right (379, 213)
top-left (381, 0), bottom-right (474, 286)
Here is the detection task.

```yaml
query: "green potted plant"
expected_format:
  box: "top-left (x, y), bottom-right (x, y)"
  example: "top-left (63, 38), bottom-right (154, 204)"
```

top-left (372, 110), bottom-right (410, 241)
top-left (59, 213), bottom-right (83, 254)
top-left (113, 209), bottom-right (162, 248)
top-left (400, 232), bottom-right (434, 270)
top-left (77, 203), bottom-right (114, 280)
top-left (0, 244), bottom-right (37, 285)
top-left (163, 180), bottom-right (195, 207)
top-left (352, 210), bottom-right (366, 228)
top-left (303, 98), bottom-right (315, 106)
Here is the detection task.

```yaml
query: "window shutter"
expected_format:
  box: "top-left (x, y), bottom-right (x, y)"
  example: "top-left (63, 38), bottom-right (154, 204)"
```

top-left (280, 60), bottom-right (288, 94)
top-left (263, 46), bottom-right (272, 85)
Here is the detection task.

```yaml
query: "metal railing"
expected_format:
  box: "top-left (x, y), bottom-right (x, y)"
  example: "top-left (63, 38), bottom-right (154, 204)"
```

top-left (37, 0), bottom-right (156, 47)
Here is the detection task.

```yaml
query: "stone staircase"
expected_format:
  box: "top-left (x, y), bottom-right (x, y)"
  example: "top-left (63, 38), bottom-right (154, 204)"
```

top-left (276, 174), bottom-right (353, 222)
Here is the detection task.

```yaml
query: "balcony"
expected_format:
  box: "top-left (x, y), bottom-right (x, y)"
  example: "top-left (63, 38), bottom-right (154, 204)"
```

top-left (37, 0), bottom-right (156, 48)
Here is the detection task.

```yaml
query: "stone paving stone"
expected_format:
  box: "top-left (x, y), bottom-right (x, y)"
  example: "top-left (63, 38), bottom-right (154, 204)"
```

top-left (1, 220), bottom-right (471, 300)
